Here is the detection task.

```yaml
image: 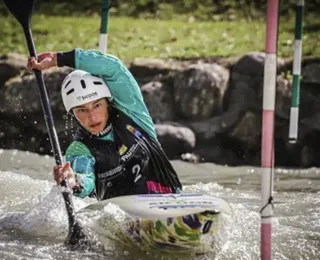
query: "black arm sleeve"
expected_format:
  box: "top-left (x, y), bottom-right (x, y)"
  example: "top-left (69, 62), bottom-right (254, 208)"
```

top-left (57, 50), bottom-right (76, 68)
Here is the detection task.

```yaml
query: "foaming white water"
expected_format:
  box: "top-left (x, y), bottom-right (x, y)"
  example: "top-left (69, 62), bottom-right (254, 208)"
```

top-left (0, 171), bottom-right (53, 213)
top-left (183, 182), bottom-right (320, 260)
top-left (0, 171), bottom-right (91, 240)
top-left (0, 150), bottom-right (319, 259)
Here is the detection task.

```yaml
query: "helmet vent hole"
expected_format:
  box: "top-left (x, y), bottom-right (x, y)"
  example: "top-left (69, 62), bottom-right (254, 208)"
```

top-left (64, 80), bottom-right (71, 89)
top-left (80, 80), bottom-right (86, 89)
top-left (66, 88), bottom-right (75, 95)
top-left (94, 81), bottom-right (103, 85)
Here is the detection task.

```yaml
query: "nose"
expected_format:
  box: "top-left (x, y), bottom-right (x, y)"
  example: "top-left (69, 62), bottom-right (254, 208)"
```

top-left (88, 109), bottom-right (97, 121)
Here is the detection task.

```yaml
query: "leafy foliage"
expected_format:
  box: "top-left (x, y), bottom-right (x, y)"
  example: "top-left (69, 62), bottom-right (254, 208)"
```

top-left (1, 0), bottom-right (320, 20)
top-left (1, 13), bottom-right (319, 60)
top-left (1, 1), bottom-right (319, 60)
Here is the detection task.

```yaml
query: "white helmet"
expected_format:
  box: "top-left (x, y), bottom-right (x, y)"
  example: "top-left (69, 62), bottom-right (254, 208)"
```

top-left (61, 70), bottom-right (112, 112)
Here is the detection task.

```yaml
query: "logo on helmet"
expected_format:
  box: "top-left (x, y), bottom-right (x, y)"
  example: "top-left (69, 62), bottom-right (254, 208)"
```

top-left (76, 92), bottom-right (98, 101)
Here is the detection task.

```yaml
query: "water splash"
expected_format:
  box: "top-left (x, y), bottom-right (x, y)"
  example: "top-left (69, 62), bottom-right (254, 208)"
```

top-left (64, 113), bottom-right (75, 136)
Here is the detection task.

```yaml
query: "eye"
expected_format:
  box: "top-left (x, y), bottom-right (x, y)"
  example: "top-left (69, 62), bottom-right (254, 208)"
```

top-left (94, 103), bottom-right (102, 109)
top-left (77, 108), bottom-right (86, 113)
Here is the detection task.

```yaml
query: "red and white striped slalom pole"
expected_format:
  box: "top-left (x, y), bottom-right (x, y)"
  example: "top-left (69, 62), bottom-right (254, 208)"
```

top-left (261, 0), bottom-right (279, 259)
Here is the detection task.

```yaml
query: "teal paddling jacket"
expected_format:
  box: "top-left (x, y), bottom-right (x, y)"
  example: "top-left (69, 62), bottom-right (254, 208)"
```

top-left (57, 48), bottom-right (181, 198)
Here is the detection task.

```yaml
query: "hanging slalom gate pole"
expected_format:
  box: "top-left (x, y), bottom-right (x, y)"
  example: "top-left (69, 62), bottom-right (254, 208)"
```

top-left (261, 0), bottom-right (279, 259)
top-left (288, 0), bottom-right (304, 143)
top-left (99, 0), bottom-right (110, 52)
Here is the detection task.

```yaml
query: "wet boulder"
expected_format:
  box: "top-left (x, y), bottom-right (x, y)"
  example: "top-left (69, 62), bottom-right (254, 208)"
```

top-left (141, 81), bottom-right (175, 122)
top-left (173, 63), bottom-right (229, 120)
top-left (0, 53), bottom-right (26, 87)
top-left (155, 123), bottom-right (196, 159)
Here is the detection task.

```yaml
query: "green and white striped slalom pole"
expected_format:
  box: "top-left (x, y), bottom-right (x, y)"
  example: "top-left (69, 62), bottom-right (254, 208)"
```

top-left (99, 0), bottom-right (110, 53)
top-left (289, 0), bottom-right (304, 143)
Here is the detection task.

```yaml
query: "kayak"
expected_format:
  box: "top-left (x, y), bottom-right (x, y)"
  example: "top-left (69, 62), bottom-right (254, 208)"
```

top-left (79, 193), bottom-right (233, 255)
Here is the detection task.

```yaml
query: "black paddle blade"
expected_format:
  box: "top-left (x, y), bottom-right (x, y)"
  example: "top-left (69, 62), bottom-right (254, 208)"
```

top-left (3, 0), bottom-right (35, 29)
top-left (61, 191), bottom-right (90, 248)
top-left (66, 221), bottom-right (91, 249)
top-left (66, 222), bottom-right (104, 252)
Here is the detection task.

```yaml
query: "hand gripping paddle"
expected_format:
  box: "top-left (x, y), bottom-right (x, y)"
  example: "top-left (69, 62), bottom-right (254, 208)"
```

top-left (3, 0), bottom-right (90, 248)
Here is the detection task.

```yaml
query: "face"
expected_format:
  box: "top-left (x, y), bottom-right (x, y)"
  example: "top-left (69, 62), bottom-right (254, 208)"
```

top-left (72, 98), bottom-right (109, 135)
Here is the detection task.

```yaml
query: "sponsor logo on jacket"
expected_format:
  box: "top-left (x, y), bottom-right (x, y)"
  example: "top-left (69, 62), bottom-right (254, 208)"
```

top-left (121, 143), bottom-right (139, 161)
top-left (98, 165), bottom-right (123, 179)
top-left (126, 124), bottom-right (142, 138)
top-left (119, 145), bottom-right (128, 155)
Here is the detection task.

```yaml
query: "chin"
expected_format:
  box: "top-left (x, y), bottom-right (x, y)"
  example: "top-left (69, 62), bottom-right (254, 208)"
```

top-left (91, 128), bottom-right (104, 135)
top-left (90, 130), bottom-right (100, 135)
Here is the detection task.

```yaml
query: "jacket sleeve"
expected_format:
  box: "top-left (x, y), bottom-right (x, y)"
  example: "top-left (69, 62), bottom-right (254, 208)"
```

top-left (65, 141), bottom-right (96, 198)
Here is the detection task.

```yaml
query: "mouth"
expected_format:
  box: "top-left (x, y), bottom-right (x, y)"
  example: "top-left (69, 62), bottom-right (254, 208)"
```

top-left (89, 122), bottom-right (101, 129)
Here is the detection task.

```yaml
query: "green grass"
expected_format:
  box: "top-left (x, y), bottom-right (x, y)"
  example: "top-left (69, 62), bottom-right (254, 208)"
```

top-left (1, 14), bottom-right (320, 62)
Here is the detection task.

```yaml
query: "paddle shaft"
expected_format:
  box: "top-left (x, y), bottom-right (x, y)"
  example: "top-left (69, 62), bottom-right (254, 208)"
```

top-left (24, 29), bottom-right (63, 164)
top-left (2, 0), bottom-right (89, 246)
top-left (24, 27), bottom-right (77, 230)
